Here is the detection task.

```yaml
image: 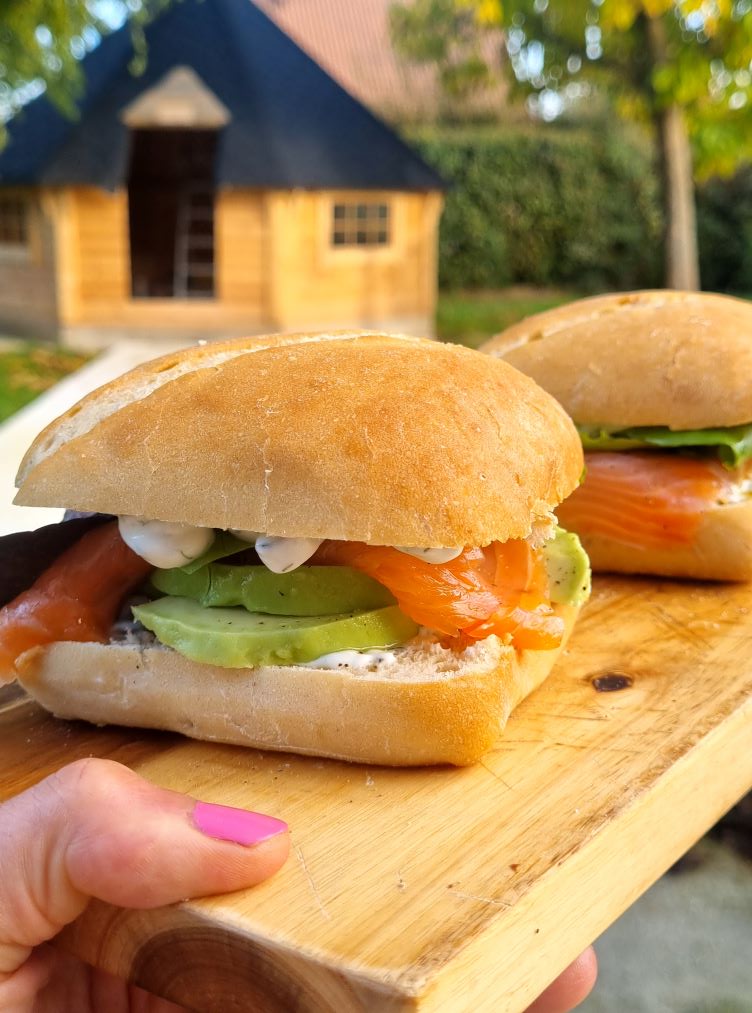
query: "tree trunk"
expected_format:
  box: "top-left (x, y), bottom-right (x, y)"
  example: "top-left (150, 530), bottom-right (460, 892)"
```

top-left (655, 102), bottom-right (700, 289)
top-left (645, 17), bottom-right (700, 290)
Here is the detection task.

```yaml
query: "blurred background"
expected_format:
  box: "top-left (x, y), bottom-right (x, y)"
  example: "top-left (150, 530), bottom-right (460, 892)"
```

top-left (2, 1), bottom-right (752, 397)
top-left (1, 2), bottom-right (751, 1010)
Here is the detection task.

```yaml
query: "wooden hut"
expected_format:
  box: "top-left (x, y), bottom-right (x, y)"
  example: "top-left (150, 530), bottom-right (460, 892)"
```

top-left (0, 0), bottom-right (444, 345)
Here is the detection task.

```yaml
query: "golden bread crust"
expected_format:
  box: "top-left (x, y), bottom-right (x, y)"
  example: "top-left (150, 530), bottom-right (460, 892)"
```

top-left (14, 332), bottom-right (582, 546)
top-left (16, 605), bottom-right (579, 767)
top-left (481, 290), bottom-right (752, 429)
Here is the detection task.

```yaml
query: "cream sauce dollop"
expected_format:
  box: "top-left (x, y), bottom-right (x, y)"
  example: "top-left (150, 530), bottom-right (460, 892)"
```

top-left (118, 516), bottom-right (215, 569)
top-left (118, 519), bottom-right (467, 571)
top-left (254, 535), bottom-right (324, 573)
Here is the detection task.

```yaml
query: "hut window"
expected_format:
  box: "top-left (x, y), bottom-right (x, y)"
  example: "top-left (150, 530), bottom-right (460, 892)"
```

top-left (331, 202), bottom-right (390, 247)
top-left (0, 196), bottom-right (28, 247)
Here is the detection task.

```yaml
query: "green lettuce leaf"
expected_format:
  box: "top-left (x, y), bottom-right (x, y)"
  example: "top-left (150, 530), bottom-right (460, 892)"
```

top-left (577, 423), bottom-right (752, 468)
top-left (179, 531), bottom-right (250, 573)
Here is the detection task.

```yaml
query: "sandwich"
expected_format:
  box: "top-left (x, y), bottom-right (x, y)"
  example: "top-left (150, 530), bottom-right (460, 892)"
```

top-left (0, 331), bottom-right (590, 766)
top-left (482, 290), bottom-right (752, 581)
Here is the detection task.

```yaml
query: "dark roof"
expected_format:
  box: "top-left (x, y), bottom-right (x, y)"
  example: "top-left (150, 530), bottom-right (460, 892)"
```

top-left (0, 0), bottom-right (444, 190)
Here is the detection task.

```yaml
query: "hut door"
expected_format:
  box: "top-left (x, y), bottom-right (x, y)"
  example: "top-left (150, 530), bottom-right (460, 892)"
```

top-left (127, 128), bottom-right (217, 298)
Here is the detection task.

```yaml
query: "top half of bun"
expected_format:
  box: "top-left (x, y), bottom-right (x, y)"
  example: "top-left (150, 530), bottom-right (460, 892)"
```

top-left (481, 290), bottom-right (752, 430)
top-left (15, 331), bottom-right (582, 547)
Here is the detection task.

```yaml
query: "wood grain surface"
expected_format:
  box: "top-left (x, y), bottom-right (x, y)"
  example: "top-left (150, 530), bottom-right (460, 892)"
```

top-left (1, 575), bottom-right (751, 1012)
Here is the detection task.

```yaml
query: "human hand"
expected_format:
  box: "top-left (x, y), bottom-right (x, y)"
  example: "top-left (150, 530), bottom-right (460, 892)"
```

top-left (0, 756), bottom-right (595, 1013)
top-left (0, 758), bottom-right (289, 1012)
top-left (525, 946), bottom-right (598, 1012)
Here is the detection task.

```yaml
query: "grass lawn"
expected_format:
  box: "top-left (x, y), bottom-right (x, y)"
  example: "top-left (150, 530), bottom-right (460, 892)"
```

top-left (0, 342), bottom-right (90, 424)
top-left (437, 287), bottom-right (580, 348)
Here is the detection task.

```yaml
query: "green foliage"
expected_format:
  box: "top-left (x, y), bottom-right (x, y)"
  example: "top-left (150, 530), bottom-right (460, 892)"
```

top-left (394, 1), bottom-right (752, 178)
top-left (516, 2), bottom-right (752, 179)
top-left (413, 125), bottom-right (663, 291)
top-left (0, 1), bottom-right (176, 135)
top-left (389, 0), bottom-right (503, 116)
top-left (697, 166), bottom-right (752, 294)
top-left (0, 1), bottom-right (111, 120)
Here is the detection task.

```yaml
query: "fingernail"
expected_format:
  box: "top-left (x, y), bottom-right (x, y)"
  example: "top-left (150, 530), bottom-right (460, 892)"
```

top-left (192, 800), bottom-right (288, 846)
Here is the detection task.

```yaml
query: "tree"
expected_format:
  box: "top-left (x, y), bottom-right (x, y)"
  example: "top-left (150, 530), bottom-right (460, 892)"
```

top-left (391, 0), bottom-right (752, 290)
top-left (0, 1), bottom-right (173, 130)
top-left (388, 0), bottom-right (505, 120)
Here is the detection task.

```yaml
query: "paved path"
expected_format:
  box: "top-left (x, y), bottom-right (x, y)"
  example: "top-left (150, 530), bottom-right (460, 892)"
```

top-left (0, 338), bottom-right (189, 535)
top-left (582, 839), bottom-right (752, 1012)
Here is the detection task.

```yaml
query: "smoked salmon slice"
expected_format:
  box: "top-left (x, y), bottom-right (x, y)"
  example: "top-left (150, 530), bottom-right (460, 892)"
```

top-left (0, 522), bottom-right (151, 680)
top-left (314, 539), bottom-right (563, 650)
top-left (556, 452), bottom-right (739, 550)
top-left (0, 523), bottom-right (564, 679)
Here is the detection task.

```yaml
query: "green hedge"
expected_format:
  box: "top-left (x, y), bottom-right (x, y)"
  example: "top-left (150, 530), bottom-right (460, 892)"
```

top-left (697, 167), bottom-right (752, 296)
top-left (411, 125), bottom-right (752, 295)
top-left (412, 126), bottom-right (664, 292)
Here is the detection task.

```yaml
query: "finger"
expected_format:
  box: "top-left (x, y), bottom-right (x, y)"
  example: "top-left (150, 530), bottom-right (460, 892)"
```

top-left (0, 757), bottom-right (289, 976)
top-left (32, 947), bottom-right (188, 1013)
top-left (524, 946), bottom-right (598, 1013)
top-left (0, 948), bottom-right (54, 1013)
top-left (5, 946), bottom-right (189, 1013)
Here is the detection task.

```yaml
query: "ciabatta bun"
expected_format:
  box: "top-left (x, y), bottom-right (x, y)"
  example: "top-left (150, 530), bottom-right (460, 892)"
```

top-left (8, 333), bottom-right (588, 765)
top-left (481, 290), bottom-right (752, 430)
top-left (16, 604), bottom-right (579, 767)
top-left (14, 331), bottom-right (582, 547)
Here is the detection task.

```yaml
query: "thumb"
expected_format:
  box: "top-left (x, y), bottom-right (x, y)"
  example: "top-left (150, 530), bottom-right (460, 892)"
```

top-left (0, 757), bottom-right (289, 977)
top-left (524, 947), bottom-right (598, 1013)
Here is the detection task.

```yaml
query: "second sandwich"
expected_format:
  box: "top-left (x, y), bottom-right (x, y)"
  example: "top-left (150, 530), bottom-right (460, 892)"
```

top-left (483, 290), bottom-right (752, 580)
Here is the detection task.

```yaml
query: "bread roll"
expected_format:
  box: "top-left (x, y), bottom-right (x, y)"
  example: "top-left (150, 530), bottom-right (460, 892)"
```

top-left (16, 604), bottom-right (580, 767)
top-left (481, 290), bottom-right (752, 430)
top-left (6, 331), bottom-right (587, 764)
top-left (15, 331), bottom-right (582, 548)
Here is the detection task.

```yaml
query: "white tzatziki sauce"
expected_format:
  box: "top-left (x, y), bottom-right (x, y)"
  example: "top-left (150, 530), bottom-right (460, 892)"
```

top-left (302, 649), bottom-right (398, 670)
top-left (118, 516), bottom-right (214, 569)
top-left (394, 546), bottom-right (464, 563)
top-left (254, 535), bottom-right (323, 573)
top-left (119, 519), bottom-right (467, 571)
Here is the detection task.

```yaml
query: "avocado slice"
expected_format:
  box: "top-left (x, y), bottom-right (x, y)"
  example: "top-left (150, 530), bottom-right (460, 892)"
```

top-left (151, 564), bottom-right (396, 616)
top-left (132, 597), bottom-right (418, 668)
top-left (543, 529), bottom-right (591, 606)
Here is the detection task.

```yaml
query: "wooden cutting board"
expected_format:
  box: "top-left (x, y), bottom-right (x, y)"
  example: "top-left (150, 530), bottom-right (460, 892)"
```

top-left (1, 574), bottom-right (751, 1013)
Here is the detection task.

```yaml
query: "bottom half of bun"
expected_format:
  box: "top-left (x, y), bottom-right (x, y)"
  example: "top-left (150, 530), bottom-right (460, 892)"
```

top-left (16, 604), bottom-right (579, 767)
top-left (569, 499), bottom-right (752, 581)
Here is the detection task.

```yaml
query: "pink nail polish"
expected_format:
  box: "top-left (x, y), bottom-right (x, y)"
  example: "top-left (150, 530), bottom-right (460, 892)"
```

top-left (192, 801), bottom-right (288, 846)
